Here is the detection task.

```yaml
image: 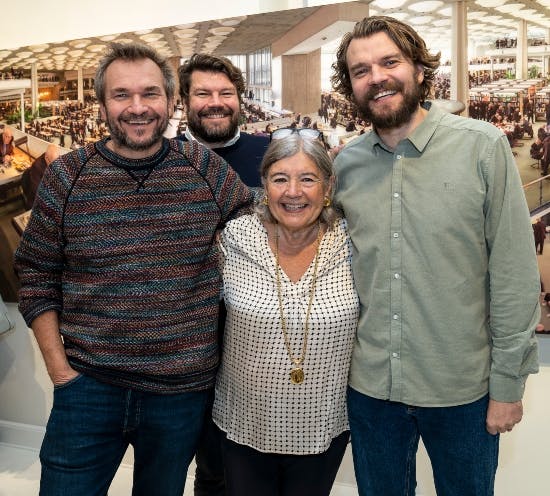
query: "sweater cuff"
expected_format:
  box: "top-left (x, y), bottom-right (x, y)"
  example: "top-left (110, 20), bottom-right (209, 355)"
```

top-left (19, 300), bottom-right (61, 329)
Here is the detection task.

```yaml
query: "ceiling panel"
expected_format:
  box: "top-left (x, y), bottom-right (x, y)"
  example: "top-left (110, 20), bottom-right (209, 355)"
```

top-left (0, 1), bottom-right (548, 73)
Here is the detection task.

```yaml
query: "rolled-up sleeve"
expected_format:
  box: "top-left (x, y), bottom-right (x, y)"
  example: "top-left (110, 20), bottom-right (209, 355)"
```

top-left (14, 163), bottom-right (66, 327)
top-left (484, 134), bottom-right (540, 402)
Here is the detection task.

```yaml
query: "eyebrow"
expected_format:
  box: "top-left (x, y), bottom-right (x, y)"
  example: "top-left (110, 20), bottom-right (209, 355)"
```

top-left (110, 85), bottom-right (163, 93)
top-left (349, 52), bottom-right (404, 71)
top-left (270, 171), bottom-right (321, 177)
top-left (192, 86), bottom-right (236, 93)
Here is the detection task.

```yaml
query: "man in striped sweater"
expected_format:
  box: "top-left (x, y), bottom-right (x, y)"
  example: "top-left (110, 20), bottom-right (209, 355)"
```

top-left (14, 42), bottom-right (252, 496)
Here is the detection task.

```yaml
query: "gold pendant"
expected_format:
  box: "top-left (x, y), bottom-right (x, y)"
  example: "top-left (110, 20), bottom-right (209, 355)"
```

top-left (290, 367), bottom-right (304, 384)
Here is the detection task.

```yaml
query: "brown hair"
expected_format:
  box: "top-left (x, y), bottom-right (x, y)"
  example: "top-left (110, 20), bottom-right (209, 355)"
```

top-left (178, 53), bottom-right (245, 105)
top-left (94, 42), bottom-right (175, 105)
top-left (331, 16), bottom-right (440, 103)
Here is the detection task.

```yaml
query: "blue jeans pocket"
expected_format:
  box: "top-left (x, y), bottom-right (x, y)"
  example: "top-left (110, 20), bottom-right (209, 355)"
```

top-left (53, 373), bottom-right (83, 390)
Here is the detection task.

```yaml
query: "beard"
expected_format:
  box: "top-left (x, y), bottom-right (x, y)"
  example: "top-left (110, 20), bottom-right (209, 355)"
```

top-left (355, 78), bottom-right (422, 131)
top-left (105, 108), bottom-right (169, 153)
top-left (187, 106), bottom-right (239, 143)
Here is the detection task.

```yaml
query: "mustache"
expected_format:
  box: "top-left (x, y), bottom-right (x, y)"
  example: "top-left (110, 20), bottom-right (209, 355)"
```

top-left (365, 82), bottom-right (403, 100)
top-left (198, 107), bottom-right (233, 118)
top-left (119, 110), bottom-right (160, 120)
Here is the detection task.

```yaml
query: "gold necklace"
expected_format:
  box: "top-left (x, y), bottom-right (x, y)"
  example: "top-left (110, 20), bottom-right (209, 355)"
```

top-left (274, 223), bottom-right (322, 385)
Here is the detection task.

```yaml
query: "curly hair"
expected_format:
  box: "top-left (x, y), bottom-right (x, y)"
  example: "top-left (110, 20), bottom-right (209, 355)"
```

top-left (178, 53), bottom-right (246, 105)
top-left (94, 42), bottom-right (175, 105)
top-left (331, 16), bottom-right (440, 103)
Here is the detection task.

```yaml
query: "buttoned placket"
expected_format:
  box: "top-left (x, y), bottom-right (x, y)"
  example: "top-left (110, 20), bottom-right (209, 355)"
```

top-left (389, 150), bottom-right (404, 401)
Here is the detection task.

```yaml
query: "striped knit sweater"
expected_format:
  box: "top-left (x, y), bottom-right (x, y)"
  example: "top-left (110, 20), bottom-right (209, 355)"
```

top-left (15, 137), bottom-right (253, 393)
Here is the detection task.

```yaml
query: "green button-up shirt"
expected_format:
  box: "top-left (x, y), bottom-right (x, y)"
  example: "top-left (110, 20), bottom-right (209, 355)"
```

top-left (334, 104), bottom-right (540, 406)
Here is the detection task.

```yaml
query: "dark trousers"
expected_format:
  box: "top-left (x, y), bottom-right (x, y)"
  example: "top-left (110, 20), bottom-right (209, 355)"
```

top-left (221, 431), bottom-right (349, 496)
top-left (194, 302), bottom-right (227, 496)
top-left (194, 395), bottom-right (225, 496)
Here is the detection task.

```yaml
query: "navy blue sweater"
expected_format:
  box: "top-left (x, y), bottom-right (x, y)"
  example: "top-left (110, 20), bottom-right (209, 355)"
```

top-left (178, 132), bottom-right (269, 187)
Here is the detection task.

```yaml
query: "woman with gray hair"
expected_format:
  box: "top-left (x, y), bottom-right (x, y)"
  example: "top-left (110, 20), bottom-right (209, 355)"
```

top-left (213, 130), bottom-right (359, 495)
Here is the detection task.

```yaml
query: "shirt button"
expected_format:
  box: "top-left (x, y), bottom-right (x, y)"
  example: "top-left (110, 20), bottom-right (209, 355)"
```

top-left (393, 192), bottom-right (400, 198)
top-left (392, 352), bottom-right (400, 358)
top-left (394, 273), bottom-right (400, 279)
top-left (393, 232), bottom-right (399, 238)
top-left (393, 314), bottom-right (399, 320)
top-left (396, 155), bottom-right (402, 160)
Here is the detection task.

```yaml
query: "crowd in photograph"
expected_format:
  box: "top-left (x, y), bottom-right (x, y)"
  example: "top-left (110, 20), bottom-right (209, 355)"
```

top-left (0, 68), bottom-right (25, 80)
top-left (25, 101), bottom-right (108, 148)
top-left (495, 37), bottom-right (550, 49)
top-left (2, 67), bottom-right (547, 161)
top-left (318, 92), bottom-right (370, 131)
top-left (434, 69), bottom-right (516, 97)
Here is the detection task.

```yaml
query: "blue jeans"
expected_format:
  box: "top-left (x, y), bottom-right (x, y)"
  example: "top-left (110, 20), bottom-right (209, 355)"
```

top-left (39, 373), bottom-right (209, 496)
top-left (347, 388), bottom-right (499, 496)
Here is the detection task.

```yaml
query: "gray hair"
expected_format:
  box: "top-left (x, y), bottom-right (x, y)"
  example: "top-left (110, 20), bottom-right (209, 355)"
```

top-left (255, 134), bottom-right (340, 228)
top-left (94, 42), bottom-right (176, 105)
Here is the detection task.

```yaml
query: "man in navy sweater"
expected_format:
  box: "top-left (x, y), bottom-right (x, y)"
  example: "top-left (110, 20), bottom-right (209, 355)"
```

top-left (178, 54), bottom-right (269, 188)
top-left (177, 53), bottom-right (269, 496)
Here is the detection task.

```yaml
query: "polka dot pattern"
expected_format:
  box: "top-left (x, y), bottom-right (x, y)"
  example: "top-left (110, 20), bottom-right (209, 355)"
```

top-left (213, 215), bottom-right (359, 454)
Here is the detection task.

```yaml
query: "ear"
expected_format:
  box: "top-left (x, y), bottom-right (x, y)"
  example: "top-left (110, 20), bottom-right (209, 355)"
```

top-left (182, 97), bottom-right (190, 113)
top-left (415, 64), bottom-right (425, 85)
top-left (167, 97), bottom-right (175, 118)
top-left (99, 104), bottom-right (107, 122)
top-left (326, 175), bottom-right (336, 197)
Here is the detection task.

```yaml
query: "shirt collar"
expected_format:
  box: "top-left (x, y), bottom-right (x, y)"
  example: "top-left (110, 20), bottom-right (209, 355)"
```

top-left (369, 102), bottom-right (446, 154)
top-left (407, 102), bottom-right (445, 153)
top-left (184, 127), bottom-right (240, 149)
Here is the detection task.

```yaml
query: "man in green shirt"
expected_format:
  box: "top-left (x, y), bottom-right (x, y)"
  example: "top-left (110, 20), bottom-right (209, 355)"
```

top-left (331, 16), bottom-right (540, 496)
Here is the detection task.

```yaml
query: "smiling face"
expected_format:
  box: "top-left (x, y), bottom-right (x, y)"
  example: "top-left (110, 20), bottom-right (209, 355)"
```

top-left (265, 151), bottom-right (329, 234)
top-left (99, 58), bottom-right (171, 159)
top-left (186, 70), bottom-right (240, 144)
top-left (346, 31), bottom-right (424, 132)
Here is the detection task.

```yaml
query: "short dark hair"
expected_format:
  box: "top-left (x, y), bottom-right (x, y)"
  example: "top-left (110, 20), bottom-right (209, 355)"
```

top-left (94, 42), bottom-right (176, 105)
top-left (178, 53), bottom-right (245, 105)
top-left (331, 16), bottom-right (440, 103)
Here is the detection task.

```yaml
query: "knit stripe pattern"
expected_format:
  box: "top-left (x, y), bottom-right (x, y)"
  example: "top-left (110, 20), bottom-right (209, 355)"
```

top-left (15, 137), bottom-right (252, 393)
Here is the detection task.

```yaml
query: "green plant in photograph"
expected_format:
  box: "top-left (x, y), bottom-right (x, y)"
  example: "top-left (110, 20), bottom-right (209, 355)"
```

top-left (6, 107), bottom-right (34, 125)
top-left (528, 65), bottom-right (539, 78)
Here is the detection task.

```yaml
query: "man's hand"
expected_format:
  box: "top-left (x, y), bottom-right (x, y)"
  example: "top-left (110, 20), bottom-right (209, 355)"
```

top-left (486, 399), bottom-right (523, 435)
top-left (31, 310), bottom-right (79, 386)
top-left (51, 366), bottom-right (80, 386)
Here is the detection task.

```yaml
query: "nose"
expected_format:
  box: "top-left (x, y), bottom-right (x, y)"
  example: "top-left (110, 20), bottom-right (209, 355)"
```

top-left (285, 178), bottom-right (303, 196)
top-left (128, 95), bottom-right (148, 113)
top-left (207, 93), bottom-right (223, 107)
top-left (369, 64), bottom-right (388, 85)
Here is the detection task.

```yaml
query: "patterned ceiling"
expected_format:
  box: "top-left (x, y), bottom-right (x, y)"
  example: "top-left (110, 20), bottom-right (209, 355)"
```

top-left (1, 0), bottom-right (549, 73)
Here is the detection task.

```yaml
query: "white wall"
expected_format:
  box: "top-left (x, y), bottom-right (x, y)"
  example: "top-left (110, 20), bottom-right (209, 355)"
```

top-left (4, 1), bottom-right (344, 51)
top-left (4, 0), bottom-right (354, 48)
top-left (2, 302), bottom-right (550, 494)
top-left (0, 304), bottom-right (52, 426)
top-left (4, 1), bottom-right (257, 49)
